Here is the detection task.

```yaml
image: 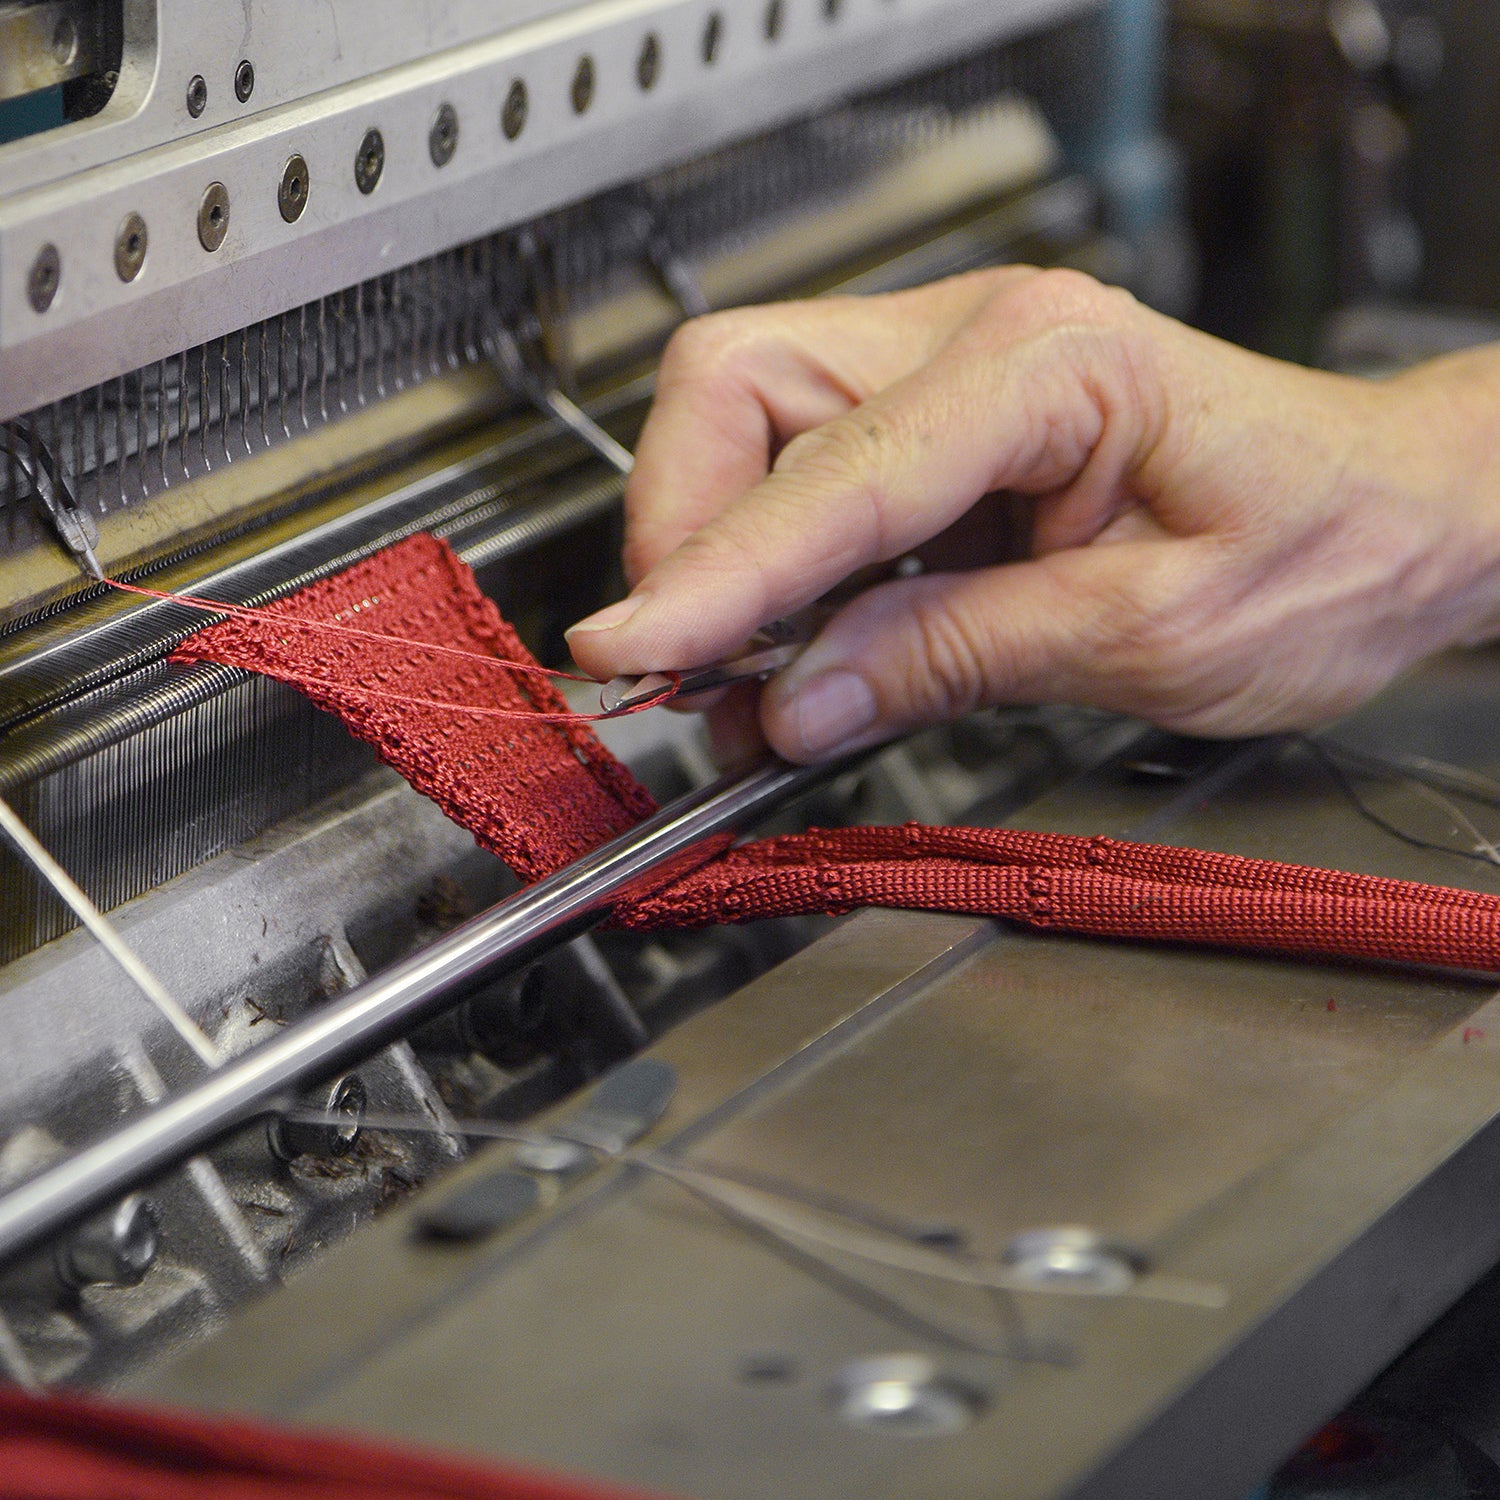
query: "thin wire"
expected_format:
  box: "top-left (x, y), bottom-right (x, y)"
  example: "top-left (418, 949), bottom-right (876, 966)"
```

top-left (285, 1105), bottom-right (1222, 1309)
top-left (0, 794), bottom-right (222, 1068)
top-left (1302, 738), bottom-right (1500, 870)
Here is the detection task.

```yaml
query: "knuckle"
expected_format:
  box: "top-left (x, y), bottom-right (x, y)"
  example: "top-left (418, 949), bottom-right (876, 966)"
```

top-left (657, 308), bottom-right (761, 383)
top-left (980, 267), bottom-right (1141, 342)
top-left (901, 593), bottom-right (991, 720)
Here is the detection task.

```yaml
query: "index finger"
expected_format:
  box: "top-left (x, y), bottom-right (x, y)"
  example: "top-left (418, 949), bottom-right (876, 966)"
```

top-left (621, 273), bottom-right (1020, 585)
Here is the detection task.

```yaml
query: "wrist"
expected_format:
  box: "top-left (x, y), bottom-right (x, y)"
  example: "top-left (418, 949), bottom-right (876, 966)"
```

top-left (1385, 346), bottom-right (1500, 647)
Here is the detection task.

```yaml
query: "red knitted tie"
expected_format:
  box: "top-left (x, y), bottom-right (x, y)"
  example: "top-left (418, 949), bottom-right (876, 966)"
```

top-left (168, 533), bottom-right (1500, 974)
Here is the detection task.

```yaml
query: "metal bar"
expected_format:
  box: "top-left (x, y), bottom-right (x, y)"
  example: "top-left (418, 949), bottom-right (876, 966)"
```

top-left (0, 760), bottom-right (824, 1269)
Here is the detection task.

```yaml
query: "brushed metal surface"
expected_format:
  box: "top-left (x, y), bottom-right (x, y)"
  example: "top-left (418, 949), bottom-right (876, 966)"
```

top-left (137, 652), bottom-right (1500, 1497)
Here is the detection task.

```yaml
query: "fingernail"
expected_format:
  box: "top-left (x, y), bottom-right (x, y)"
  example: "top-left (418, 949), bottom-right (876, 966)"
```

top-left (789, 671), bottom-right (877, 758)
top-left (565, 593), bottom-right (647, 639)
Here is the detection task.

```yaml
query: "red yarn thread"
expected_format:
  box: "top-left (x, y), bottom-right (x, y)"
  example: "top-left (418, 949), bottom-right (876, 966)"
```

top-left (169, 533), bottom-right (1500, 974)
top-left (106, 576), bottom-right (679, 723)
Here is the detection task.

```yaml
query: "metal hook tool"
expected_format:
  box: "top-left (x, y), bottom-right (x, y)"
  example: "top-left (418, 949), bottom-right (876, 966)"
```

top-left (600, 617), bottom-right (815, 715)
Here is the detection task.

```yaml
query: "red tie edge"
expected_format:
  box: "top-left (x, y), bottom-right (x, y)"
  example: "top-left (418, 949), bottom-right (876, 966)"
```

top-left (8, 530), bottom-right (1500, 1496)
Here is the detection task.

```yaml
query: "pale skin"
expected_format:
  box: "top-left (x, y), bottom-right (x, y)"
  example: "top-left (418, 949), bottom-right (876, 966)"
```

top-left (565, 265), bottom-right (1500, 764)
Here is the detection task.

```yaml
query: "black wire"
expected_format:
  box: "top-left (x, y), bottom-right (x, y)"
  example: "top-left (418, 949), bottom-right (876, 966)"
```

top-left (1299, 736), bottom-right (1500, 869)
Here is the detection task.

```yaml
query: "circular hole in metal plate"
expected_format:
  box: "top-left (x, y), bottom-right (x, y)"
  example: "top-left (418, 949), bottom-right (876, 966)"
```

top-left (636, 32), bottom-right (661, 89)
top-left (430, 102), bottom-right (459, 166)
top-left (701, 11), bottom-right (724, 63)
top-left (501, 78), bottom-right (528, 139)
top-left (355, 128), bottom-right (384, 193)
top-left (570, 54), bottom-right (595, 114)
top-left (115, 212), bottom-right (148, 281)
top-left (27, 243), bottom-right (60, 312)
top-left (278, 154), bottom-right (310, 222)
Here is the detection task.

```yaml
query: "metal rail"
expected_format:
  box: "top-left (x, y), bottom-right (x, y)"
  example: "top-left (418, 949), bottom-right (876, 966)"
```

top-left (0, 758), bottom-right (825, 1269)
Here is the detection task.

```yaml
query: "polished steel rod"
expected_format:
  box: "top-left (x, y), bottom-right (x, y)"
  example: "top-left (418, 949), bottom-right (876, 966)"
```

top-left (0, 760), bottom-right (822, 1268)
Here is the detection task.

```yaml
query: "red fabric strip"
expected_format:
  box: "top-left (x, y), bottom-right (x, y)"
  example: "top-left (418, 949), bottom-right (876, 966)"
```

top-left (0, 1386), bottom-right (663, 1500)
top-left (169, 536), bottom-right (656, 884)
top-left (170, 533), bottom-right (1500, 974)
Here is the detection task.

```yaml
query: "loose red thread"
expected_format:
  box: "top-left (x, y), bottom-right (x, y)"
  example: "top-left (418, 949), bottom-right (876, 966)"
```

top-left (1465, 1027), bottom-right (1486, 1044)
top-left (104, 575), bottom-right (680, 723)
top-left (168, 533), bottom-right (1500, 975)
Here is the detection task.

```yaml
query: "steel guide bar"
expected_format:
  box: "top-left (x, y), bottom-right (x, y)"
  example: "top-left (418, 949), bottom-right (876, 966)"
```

top-left (0, 757), bottom-right (831, 1269)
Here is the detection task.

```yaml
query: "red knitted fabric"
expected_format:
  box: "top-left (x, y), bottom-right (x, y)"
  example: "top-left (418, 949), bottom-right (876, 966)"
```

top-left (170, 535), bottom-right (655, 883)
top-left (171, 533), bottom-right (1500, 973)
top-left (0, 1386), bottom-right (663, 1500)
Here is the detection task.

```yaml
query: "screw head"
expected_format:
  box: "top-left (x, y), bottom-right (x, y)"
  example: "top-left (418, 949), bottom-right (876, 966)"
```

top-left (56, 1194), bottom-right (160, 1290)
top-left (570, 54), bottom-right (595, 114)
top-left (829, 1356), bottom-right (988, 1437)
top-left (278, 153), bottom-right (309, 223)
top-left (1001, 1227), bottom-right (1143, 1294)
top-left (186, 73), bottom-right (207, 117)
top-left (501, 78), bottom-right (528, 139)
top-left (114, 212), bottom-right (148, 282)
top-left (636, 32), bottom-right (661, 90)
top-left (702, 11), bottom-right (725, 63)
top-left (429, 102), bottom-right (459, 166)
top-left (268, 1073), bottom-right (368, 1162)
top-left (197, 181), bottom-right (230, 252)
top-left (354, 128), bottom-right (384, 193)
top-left (234, 58), bottom-right (255, 103)
top-left (27, 243), bottom-right (60, 312)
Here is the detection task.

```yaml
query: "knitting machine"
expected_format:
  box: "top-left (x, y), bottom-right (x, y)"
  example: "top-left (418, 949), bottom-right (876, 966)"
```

top-left (4, 0), bottom-right (1500, 1496)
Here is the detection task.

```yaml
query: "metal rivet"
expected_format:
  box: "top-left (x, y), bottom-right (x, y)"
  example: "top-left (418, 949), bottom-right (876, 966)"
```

top-left (1000, 1227), bottom-right (1143, 1294)
top-left (636, 32), bottom-right (661, 90)
top-left (501, 79), bottom-right (527, 140)
top-left (267, 1074), bottom-right (367, 1162)
top-left (354, 128), bottom-right (384, 193)
top-left (570, 54), bottom-right (595, 114)
top-left (429, 102), bottom-right (458, 166)
top-left (234, 58), bottom-right (255, 103)
top-left (764, 0), bottom-right (784, 41)
top-left (55, 1194), bottom-right (160, 1290)
top-left (197, 182), bottom-right (230, 252)
top-left (27, 243), bottom-right (60, 313)
top-left (702, 11), bottom-right (724, 63)
top-left (186, 73), bottom-right (207, 117)
top-left (830, 1356), bottom-right (988, 1437)
top-left (114, 212), bottom-right (148, 282)
top-left (278, 153), bottom-right (309, 222)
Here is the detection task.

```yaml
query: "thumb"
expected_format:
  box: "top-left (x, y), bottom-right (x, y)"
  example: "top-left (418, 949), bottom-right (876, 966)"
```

top-left (758, 546), bottom-right (1199, 761)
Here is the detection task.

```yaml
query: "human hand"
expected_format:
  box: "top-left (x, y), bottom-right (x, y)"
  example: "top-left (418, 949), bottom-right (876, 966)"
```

top-left (566, 266), bottom-right (1500, 762)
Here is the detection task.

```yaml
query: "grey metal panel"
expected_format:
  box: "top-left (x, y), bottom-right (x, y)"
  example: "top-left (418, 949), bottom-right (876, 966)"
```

top-left (0, 0), bottom-right (1098, 417)
top-left (136, 653), bottom-right (1500, 1497)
